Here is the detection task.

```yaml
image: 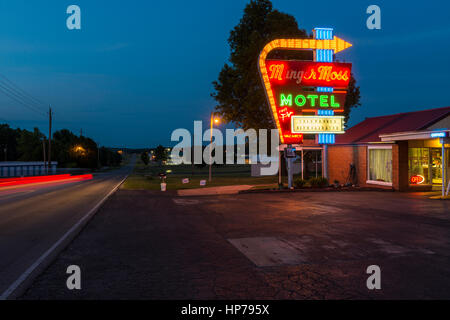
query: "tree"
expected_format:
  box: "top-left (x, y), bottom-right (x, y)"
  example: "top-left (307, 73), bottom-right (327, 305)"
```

top-left (100, 147), bottom-right (122, 167)
top-left (153, 145), bottom-right (168, 164)
top-left (212, 0), bottom-right (361, 130)
top-left (53, 129), bottom-right (78, 166)
top-left (53, 129), bottom-right (98, 168)
top-left (0, 124), bottom-right (109, 169)
top-left (0, 124), bottom-right (19, 161)
top-left (16, 127), bottom-right (45, 161)
top-left (343, 73), bottom-right (361, 126)
top-left (140, 151), bottom-right (149, 165)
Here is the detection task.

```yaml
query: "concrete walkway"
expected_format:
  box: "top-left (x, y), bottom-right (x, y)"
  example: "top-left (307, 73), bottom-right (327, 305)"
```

top-left (177, 185), bottom-right (254, 196)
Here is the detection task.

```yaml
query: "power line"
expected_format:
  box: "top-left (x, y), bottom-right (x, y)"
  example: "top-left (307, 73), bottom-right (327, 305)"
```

top-left (0, 72), bottom-right (47, 117)
top-left (0, 79), bottom-right (46, 113)
top-left (0, 74), bottom-right (46, 108)
top-left (0, 83), bottom-right (46, 116)
top-left (0, 79), bottom-right (45, 112)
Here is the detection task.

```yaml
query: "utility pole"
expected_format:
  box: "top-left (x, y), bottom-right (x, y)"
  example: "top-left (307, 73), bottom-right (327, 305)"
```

top-left (209, 113), bottom-right (213, 182)
top-left (47, 107), bottom-right (53, 174)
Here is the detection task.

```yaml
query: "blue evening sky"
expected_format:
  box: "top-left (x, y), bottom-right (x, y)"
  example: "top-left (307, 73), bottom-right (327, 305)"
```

top-left (0, 1), bottom-right (449, 148)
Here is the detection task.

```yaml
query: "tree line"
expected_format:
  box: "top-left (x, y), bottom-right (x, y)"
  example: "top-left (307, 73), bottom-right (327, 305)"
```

top-left (0, 124), bottom-right (121, 168)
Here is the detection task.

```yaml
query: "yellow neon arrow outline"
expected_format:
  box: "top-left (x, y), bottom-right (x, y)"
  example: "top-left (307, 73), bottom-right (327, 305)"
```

top-left (258, 37), bottom-right (352, 143)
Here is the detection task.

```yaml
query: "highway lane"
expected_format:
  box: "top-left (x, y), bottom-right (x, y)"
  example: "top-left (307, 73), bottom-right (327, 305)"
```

top-left (0, 155), bottom-right (135, 296)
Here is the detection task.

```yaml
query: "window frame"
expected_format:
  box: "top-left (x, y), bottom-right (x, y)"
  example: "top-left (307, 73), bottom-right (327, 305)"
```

top-left (366, 145), bottom-right (393, 186)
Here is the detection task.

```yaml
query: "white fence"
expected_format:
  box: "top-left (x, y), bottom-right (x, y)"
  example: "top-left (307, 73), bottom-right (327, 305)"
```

top-left (0, 162), bottom-right (57, 177)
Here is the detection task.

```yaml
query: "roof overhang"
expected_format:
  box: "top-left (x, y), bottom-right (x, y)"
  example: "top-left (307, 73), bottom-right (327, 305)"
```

top-left (379, 130), bottom-right (450, 142)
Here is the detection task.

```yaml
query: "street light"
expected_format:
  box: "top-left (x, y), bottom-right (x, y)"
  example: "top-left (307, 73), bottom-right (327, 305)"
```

top-left (209, 112), bottom-right (220, 182)
top-left (74, 145), bottom-right (84, 153)
top-left (73, 145), bottom-right (86, 156)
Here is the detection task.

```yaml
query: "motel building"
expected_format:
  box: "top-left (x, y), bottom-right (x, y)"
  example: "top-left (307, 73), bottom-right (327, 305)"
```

top-left (319, 106), bottom-right (450, 192)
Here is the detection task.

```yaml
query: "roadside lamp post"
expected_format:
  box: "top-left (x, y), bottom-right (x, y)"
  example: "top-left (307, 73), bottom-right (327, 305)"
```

top-left (209, 112), bottom-right (220, 182)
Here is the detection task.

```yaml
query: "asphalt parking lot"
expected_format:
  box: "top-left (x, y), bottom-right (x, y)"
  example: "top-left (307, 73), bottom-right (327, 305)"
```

top-left (21, 190), bottom-right (450, 299)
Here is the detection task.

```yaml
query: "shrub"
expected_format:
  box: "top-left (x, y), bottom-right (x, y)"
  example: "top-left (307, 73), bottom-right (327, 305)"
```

top-left (294, 178), bottom-right (307, 188)
top-left (308, 177), bottom-right (329, 188)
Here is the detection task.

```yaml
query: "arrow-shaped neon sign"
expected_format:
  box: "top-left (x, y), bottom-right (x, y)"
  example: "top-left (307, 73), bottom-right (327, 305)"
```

top-left (258, 36), bottom-right (352, 144)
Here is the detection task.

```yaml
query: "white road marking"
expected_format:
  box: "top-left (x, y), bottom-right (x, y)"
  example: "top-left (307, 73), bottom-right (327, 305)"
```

top-left (0, 174), bottom-right (128, 300)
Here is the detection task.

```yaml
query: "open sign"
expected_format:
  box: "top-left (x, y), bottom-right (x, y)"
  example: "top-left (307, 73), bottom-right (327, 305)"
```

top-left (410, 175), bottom-right (425, 184)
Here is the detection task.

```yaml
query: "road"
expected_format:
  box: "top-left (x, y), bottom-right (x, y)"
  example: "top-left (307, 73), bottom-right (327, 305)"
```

top-left (20, 188), bottom-right (450, 299)
top-left (0, 155), bottom-right (135, 298)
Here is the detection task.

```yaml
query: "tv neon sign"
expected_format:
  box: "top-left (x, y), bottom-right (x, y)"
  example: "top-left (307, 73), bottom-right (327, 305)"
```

top-left (410, 175), bottom-right (425, 184)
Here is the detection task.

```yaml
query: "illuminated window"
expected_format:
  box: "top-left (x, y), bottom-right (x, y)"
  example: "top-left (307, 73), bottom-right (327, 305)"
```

top-left (368, 148), bottom-right (392, 184)
top-left (408, 148), bottom-right (430, 184)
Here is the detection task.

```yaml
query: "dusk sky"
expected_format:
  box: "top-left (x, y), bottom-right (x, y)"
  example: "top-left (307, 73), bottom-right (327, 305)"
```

top-left (0, 0), bottom-right (449, 148)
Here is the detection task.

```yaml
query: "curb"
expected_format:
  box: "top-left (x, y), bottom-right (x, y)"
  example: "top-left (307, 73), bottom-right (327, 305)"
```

top-left (0, 174), bottom-right (129, 300)
top-left (239, 187), bottom-right (395, 194)
top-left (177, 185), bottom-right (254, 197)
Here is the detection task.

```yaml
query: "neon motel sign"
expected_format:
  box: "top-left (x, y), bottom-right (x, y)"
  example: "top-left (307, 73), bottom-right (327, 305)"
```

top-left (258, 36), bottom-right (353, 144)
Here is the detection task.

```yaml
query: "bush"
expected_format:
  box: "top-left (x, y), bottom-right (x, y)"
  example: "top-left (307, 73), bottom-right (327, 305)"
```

top-left (294, 178), bottom-right (307, 188)
top-left (308, 177), bottom-right (329, 188)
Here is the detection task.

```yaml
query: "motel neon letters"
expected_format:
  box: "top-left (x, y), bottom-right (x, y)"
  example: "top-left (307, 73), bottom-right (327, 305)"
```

top-left (280, 93), bottom-right (345, 109)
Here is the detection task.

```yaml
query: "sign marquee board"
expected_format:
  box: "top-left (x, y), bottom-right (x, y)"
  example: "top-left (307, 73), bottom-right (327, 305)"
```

top-left (291, 116), bottom-right (345, 134)
top-left (258, 36), bottom-right (352, 144)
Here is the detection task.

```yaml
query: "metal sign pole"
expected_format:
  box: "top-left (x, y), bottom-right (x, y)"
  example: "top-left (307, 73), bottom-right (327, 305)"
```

top-left (442, 138), bottom-right (446, 197)
top-left (288, 157), bottom-right (293, 189)
top-left (278, 148), bottom-right (282, 187)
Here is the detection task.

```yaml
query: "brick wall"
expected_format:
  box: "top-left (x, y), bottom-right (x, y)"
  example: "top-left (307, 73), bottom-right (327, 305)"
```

top-left (327, 145), bottom-right (367, 186)
top-left (327, 143), bottom-right (414, 190)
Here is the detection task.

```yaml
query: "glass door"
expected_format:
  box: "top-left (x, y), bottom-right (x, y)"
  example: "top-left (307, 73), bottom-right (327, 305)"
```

top-left (430, 148), bottom-right (442, 185)
top-left (408, 148), bottom-right (430, 184)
